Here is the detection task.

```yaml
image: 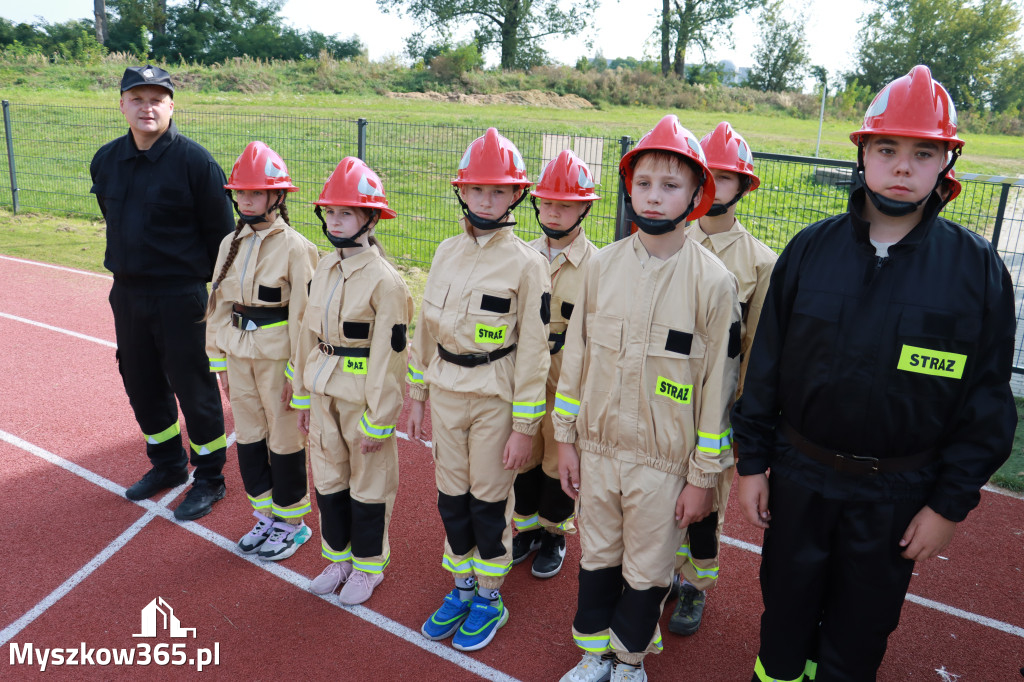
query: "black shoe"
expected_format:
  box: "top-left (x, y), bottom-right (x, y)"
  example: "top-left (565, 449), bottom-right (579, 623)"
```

top-left (173, 481), bottom-right (226, 521)
top-left (511, 528), bottom-right (543, 565)
top-left (668, 583), bottom-right (706, 636)
top-left (125, 466), bottom-right (189, 501)
top-left (531, 531), bottom-right (566, 578)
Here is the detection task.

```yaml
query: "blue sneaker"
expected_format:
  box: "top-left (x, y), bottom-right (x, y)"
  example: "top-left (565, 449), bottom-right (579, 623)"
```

top-left (421, 589), bottom-right (472, 641)
top-left (452, 595), bottom-right (509, 651)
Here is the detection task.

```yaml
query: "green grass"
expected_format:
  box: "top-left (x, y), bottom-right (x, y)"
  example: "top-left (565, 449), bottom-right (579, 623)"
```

top-left (994, 398), bottom-right (1024, 493)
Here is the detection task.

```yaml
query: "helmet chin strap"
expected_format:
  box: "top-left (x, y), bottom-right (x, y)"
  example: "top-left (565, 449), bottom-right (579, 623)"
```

top-left (453, 187), bottom-right (526, 231)
top-left (858, 145), bottom-right (960, 218)
top-left (316, 205), bottom-right (376, 249)
top-left (531, 196), bottom-right (591, 239)
top-left (230, 190), bottom-right (283, 225)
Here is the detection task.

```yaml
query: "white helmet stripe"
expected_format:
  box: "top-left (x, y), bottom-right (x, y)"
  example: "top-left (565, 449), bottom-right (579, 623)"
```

top-left (358, 173), bottom-right (385, 198)
top-left (264, 159), bottom-right (288, 178)
top-left (577, 167), bottom-right (595, 189)
top-left (458, 148), bottom-right (473, 170)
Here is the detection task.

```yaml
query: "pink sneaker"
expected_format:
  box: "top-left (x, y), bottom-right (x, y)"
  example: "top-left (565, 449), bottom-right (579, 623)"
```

top-left (338, 569), bottom-right (383, 605)
top-left (310, 561), bottom-right (353, 595)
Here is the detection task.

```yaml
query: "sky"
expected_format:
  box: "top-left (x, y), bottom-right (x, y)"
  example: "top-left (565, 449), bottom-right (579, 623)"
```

top-left (4, 0), bottom-right (870, 82)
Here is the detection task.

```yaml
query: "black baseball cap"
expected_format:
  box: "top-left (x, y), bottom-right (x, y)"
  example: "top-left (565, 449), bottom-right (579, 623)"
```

top-left (120, 65), bottom-right (175, 96)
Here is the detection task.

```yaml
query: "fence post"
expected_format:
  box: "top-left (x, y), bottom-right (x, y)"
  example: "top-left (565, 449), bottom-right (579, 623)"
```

top-left (614, 135), bottom-right (632, 241)
top-left (991, 182), bottom-right (1011, 250)
top-left (2, 101), bottom-right (19, 215)
top-left (357, 118), bottom-right (367, 161)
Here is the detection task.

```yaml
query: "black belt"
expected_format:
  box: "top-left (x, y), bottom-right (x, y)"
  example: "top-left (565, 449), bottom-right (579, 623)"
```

top-left (549, 331), bottom-right (566, 355)
top-left (437, 343), bottom-right (516, 367)
top-left (781, 422), bottom-right (937, 476)
top-left (318, 339), bottom-right (370, 357)
top-left (231, 303), bottom-right (289, 329)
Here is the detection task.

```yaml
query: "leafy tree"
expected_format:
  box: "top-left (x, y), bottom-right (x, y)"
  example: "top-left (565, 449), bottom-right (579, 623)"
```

top-left (990, 54), bottom-right (1024, 112)
top-left (661, 0), bottom-right (765, 77)
top-left (0, 17), bottom-right (106, 60)
top-left (852, 0), bottom-right (1022, 110)
top-left (104, 0), bottom-right (165, 55)
top-left (377, 0), bottom-right (600, 70)
top-left (745, 0), bottom-right (810, 92)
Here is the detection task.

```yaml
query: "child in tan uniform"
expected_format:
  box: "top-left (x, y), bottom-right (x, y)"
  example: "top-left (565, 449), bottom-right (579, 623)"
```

top-left (669, 122), bottom-right (777, 636)
top-left (407, 128), bottom-right (551, 651)
top-left (205, 141), bottom-right (319, 560)
top-left (513, 150), bottom-right (600, 579)
top-left (290, 157), bottom-right (413, 606)
top-left (554, 115), bottom-right (741, 682)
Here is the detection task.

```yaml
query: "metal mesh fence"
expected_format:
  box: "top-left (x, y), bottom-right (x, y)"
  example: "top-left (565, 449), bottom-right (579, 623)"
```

top-left (3, 101), bottom-right (1024, 375)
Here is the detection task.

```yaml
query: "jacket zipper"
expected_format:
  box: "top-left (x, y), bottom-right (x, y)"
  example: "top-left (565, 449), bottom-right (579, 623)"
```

top-left (312, 268), bottom-right (345, 391)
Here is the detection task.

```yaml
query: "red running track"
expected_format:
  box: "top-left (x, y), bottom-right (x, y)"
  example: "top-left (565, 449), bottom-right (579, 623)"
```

top-left (1, 255), bottom-right (1022, 681)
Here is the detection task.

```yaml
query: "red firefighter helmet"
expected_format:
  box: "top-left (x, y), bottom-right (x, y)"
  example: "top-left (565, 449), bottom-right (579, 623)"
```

top-left (531, 150), bottom-right (601, 202)
top-left (850, 65), bottom-right (963, 151)
top-left (943, 165), bottom-right (962, 203)
top-left (700, 122), bottom-right (760, 192)
top-left (451, 128), bottom-right (532, 188)
top-left (619, 114), bottom-right (716, 220)
top-left (224, 141), bottom-right (298, 192)
top-left (314, 157), bottom-right (396, 219)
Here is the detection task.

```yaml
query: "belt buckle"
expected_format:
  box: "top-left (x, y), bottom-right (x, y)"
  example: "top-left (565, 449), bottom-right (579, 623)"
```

top-left (834, 452), bottom-right (879, 475)
top-left (231, 311), bottom-right (243, 329)
top-left (318, 341), bottom-right (334, 356)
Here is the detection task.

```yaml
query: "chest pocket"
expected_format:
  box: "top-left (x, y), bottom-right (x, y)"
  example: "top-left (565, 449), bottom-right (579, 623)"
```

top-left (889, 308), bottom-right (980, 397)
top-left (145, 184), bottom-right (194, 230)
top-left (647, 322), bottom-right (705, 405)
top-left (471, 288), bottom-right (517, 347)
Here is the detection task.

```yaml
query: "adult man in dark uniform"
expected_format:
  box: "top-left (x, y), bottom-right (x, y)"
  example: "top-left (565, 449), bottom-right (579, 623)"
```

top-left (91, 65), bottom-right (234, 520)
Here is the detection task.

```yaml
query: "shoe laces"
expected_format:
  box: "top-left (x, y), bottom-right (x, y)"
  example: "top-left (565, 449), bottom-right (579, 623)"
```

top-left (613, 662), bottom-right (644, 682)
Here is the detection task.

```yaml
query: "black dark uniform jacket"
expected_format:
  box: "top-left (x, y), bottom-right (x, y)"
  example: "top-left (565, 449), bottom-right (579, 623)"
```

top-left (732, 185), bottom-right (1016, 522)
top-left (90, 120), bottom-right (233, 291)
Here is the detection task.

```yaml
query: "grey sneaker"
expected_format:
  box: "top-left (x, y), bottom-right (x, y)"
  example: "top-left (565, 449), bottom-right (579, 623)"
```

top-left (611, 661), bottom-right (647, 682)
top-left (257, 520), bottom-right (312, 561)
top-left (237, 511), bottom-right (274, 553)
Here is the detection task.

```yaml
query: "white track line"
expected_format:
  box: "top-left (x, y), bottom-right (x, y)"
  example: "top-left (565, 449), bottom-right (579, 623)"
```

top-left (0, 429), bottom-right (519, 682)
top-left (0, 255), bottom-right (112, 279)
top-left (904, 593), bottom-right (1024, 638)
top-left (0, 312), bottom-right (117, 348)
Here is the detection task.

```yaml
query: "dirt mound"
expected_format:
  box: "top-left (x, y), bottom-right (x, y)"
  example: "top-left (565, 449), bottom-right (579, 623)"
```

top-left (388, 89), bottom-right (594, 109)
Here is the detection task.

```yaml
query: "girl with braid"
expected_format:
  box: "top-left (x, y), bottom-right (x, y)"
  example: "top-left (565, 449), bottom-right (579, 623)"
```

top-left (206, 141), bottom-right (320, 560)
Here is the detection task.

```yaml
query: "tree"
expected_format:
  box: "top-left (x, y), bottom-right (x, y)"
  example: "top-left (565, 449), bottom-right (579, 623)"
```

top-left (663, 0), bottom-right (765, 77)
top-left (852, 0), bottom-right (1022, 110)
top-left (95, 0), bottom-right (108, 44)
top-left (377, 0), bottom-right (600, 70)
top-left (0, 17), bottom-right (106, 60)
top-left (745, 0), bottom-right (810, 92)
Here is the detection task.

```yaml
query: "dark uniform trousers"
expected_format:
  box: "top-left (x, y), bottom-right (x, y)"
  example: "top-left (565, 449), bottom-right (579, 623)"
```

top-left (110, 281), bottom-right (226, 484)
top-left (755, 472), bottom-right (919, 682)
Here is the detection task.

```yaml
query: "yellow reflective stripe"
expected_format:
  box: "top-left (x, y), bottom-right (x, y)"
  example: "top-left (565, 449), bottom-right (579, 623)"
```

top-left (554, 393), bottom-right (580, 416)
top-left (189, 433), bottom-right (227, 455)
top-left (143, 421), bottom-right (181, 445)
top-left (653, 633), bottom-right (663, 651)
top-left (272, 502), bottom-right (311, 519)
top-left (260, 320), bottom-right (287, 329)
top-left (322, 544), bottom-right (352, 562)
top-left (513, 514), bottom-right (541, 531)
top-left (247, 493), bottom-right (272, 511)
top-left (359, 413), bottom-right (395, 439)
top-left (512, 400), bottom-right (545, 418)
top-left (573, 633), bottom-right (610, 652)
top-left (754, 656), bottom-right (804, 682)
top-left (688, 556), bottom-right (719, 580)
top-left (284, 361), bottom-right (295, 381)
top-left (804, 660), bottom-right (818, 681)
top-left (209, 357), bottom-right (227, 372)
top-left (471, 556), bottom-right (511, 577)
top-left (897, 345), bottom-right (967, 379)
top-left (290, 394), bottom-right (311, 409)
top-left (352, 554), bottom-right (391, 574)
top-left (676, 543), bottom-right (690, 557)
top-left (697, 428), bottom-right (732, 454)
top-left (555, 514), bottom-right (576, 532)
top-left (407, 364), bottom-right (425, 384)
top-left (442, 555), bottom-right (472, 573)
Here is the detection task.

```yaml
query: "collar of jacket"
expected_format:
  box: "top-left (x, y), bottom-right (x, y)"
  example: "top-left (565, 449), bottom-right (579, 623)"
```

top-left (118, 120), bottom-right (179, 162)
top-left (460, 216), bottom-right (515, 244)
top-left (530, 230), bottom-right (590, 267)
top-left (334, 242), bottom-right (381, 277)
top-left (686, 219), bottom-right (747, 253)
top-left (238, 214), bottom-right (288, 241)
top-left (847, 180), bottom-right (944, 253)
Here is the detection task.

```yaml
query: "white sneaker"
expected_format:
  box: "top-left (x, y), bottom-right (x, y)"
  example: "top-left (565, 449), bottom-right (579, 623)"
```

top-left (237, 511), bottom-right (274, 553)
top-left (310, 561), bottom-right (353, 594)
top-left (559, 652), bottom-right (612, 682)
top-left (611, 661), bottom-right (647, 682)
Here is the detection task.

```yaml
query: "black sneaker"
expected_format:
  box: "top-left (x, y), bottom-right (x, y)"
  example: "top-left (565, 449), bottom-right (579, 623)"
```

top-left (173, 482), bottom-right (226, 521)
top-left (511, 528), bottom-right (543, 565)
top-left (668, 583), bottom-right (706, 636)
top-left (125, 466), bottom-right (189, 501)
top-left (531, 531), bottom-right (566, 578)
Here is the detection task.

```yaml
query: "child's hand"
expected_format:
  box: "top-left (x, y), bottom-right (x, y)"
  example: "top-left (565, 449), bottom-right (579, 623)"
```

top-left (218, 371), bottom-right (230, 399)
top-left (558, 442), bottom-right (581, 500)
top-left (675, 484), bottom-right (713, 528)
top-left (900, 505), bottom-right (957, 561)
top-left (361, 436), bottom-right (384, 454)
top-left (407, 399), bottom-right (426, 444)
top-left (297, 410), bottom-right (310, 435)
top-left (280, 379), bottom-right (294, 411)
top-left (737, 473), bottom-right (771, 529)
top-left (502, 431), bottom-right (532, 470)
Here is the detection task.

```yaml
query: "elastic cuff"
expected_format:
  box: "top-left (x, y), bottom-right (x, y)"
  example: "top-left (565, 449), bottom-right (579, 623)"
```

top-left (408, 385), bottom-right (429, 402)
top-left (554, 426), bottom-right (578, 444)
top-left (686, 471), bottom-right (718, 489)
top-left (512, 420), bottom-right (541, 437)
